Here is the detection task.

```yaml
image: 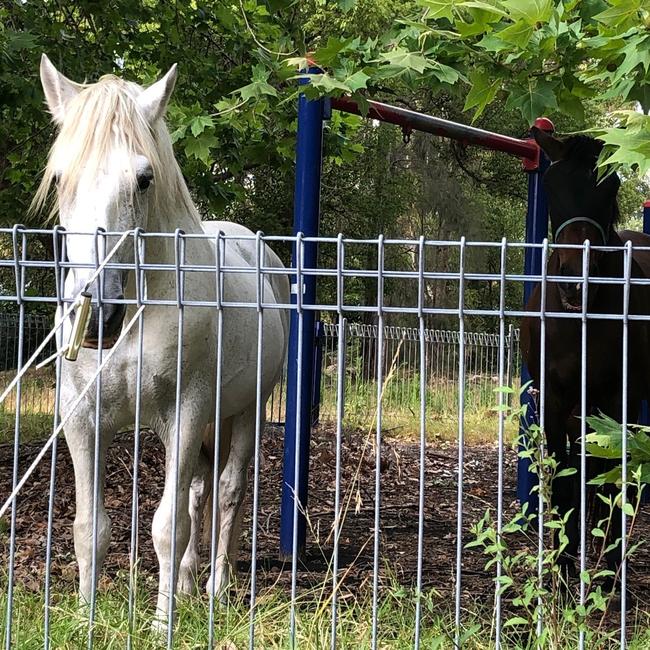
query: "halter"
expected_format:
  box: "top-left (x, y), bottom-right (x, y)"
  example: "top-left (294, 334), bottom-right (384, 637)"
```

top-left (553, 216), bottom-right (608, 246)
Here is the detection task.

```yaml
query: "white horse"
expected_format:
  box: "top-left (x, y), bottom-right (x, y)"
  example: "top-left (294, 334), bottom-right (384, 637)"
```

top-left (34, 54), bottom-right (289, 626)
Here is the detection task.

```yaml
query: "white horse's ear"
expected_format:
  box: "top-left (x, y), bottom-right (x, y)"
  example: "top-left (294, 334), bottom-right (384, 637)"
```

top-left (40, 54), bottom-right (82, 125)
top-left (137, 64), bottom-right (177, 123)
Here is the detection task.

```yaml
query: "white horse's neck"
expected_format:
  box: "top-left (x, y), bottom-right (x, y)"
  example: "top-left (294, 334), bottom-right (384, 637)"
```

top-left (137, 176), bottom-right (211, 298)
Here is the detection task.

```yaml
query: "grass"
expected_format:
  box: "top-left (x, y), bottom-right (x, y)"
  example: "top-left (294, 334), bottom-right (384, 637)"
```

top-left (317, 373), bottom-right (520, 444)
top-left (2, 369), bottom-right (650, 647)
top-left (1, 575), bottom-right (650, 649)
top-left (0, 368), bottom-right (56, 443)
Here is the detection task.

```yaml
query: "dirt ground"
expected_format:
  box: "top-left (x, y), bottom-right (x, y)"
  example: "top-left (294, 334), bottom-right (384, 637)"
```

top-left (1, 423), bottom-right (650, 615)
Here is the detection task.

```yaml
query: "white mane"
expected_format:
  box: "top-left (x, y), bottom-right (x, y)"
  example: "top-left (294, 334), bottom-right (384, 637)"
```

top-left (33, 74), bottom-right (199, 228)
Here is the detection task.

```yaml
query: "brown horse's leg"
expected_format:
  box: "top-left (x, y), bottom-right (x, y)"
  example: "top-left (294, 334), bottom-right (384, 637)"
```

top-left (590, 386), bottom-right (639, 610)
top-left (544, 390), bottom-right (577, 575)
top-left (564, 412), bottom-right (582, 565)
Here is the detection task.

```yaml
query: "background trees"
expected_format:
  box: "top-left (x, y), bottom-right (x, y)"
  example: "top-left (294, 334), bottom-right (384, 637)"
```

top-left (1, 0), bottom-right (649, 325)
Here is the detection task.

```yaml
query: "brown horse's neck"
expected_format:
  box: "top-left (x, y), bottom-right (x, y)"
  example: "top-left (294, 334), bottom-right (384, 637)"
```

top-left (607, 229), bottom-right (623, 246)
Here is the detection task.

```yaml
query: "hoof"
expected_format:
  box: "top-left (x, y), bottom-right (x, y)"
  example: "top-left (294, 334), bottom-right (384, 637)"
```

top-left (556, 558), bottom-right (577, 582)
top-left (205, 573), bottom-right (230, 605)
top-left (177, 570), bottom-right (198, 596)
top-left (150, 616), bottom-right (168, 638)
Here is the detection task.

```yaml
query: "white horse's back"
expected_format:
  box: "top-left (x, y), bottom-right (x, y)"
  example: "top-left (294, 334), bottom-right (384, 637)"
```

top-left (202, 220), bottom-right (289, 313)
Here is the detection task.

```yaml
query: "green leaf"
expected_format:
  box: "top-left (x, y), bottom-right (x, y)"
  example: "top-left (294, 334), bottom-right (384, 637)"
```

top-left (338, 0), bottom-right (357, 11)
top-left (169, 125), bottom-right (187, 144)
top-left (503, 616), bottom-right (529, 627)
top-left (303, 73), bottom-right (351, 94)
top-left (598, 122), bottom-right (650, 175)
top-left (463, 70), bottom-right (501, 119)
top-left (184, 134), bottom-right (219, 166)
top-left (557, 90), bottom-right (585, 123)
top-left (506, 79), bottom-right (557, 125)
top-left (234, 65), bottom-right (279, 102)
top-left (418, 0), bottom-right (455, 21)
top-left (501, 0), bottom-right (554, 24)
top-left (4, 30), bottom-right (39, 56)
top-left (459, 1), bottom-right (508, 18)
top-left (314, 37), bottom-right (355, 67)
top-left (190, 115), bottom-right (214, 138)
top-left (343, 70), bottom-right (370, 92)
top-left (594, 0), bottom-right (641, 27)
top-left (214, 5), bottom-right (237, 28)
top-left (496, 20), bottom-right (534, 48)
top-left (430, 61), bottom-right (462, 84)
top-left (378, 48), bottom-right (432, 74)
top-left (236, 80), bottom-right (278, 102)
top-left (580, 570), bottom-right (591, 584)
top-left (476, 33), bottom-right (513, 52)
top-left (610, 35), bottom-right (650, 84)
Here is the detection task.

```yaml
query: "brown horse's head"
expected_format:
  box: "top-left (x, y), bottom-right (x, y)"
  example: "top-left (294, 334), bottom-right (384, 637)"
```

top-left (532, 127), bottom-right (620, 311)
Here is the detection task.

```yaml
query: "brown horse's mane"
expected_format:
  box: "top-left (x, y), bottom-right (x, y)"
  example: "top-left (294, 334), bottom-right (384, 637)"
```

top-left (561, 134), bottom-right (621, 227)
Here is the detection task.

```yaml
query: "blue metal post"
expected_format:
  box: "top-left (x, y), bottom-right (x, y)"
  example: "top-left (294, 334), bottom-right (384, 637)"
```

top-left (517, 120), bottom-right (551, 509)
top-left (279, 70), bottom-right (324, 558)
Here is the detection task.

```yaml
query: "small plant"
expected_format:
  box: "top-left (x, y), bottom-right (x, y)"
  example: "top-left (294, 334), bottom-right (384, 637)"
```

top-left (467, 386), bottom-right (644, 649)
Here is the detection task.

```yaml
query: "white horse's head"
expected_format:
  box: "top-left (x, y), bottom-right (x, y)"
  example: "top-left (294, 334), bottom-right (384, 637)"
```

top-left (35, 55), bottom-right (183, 345)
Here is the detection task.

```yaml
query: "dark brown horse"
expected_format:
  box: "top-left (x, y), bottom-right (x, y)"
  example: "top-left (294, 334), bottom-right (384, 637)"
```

top-left (521, 127), bottom-right (650, 586)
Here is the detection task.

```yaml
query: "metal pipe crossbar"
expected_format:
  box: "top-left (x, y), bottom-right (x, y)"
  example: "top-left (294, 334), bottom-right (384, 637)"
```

top-left (330, 96), bottom-right (542, 163)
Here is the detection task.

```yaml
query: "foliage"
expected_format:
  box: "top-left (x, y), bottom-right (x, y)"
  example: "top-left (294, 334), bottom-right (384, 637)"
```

top-left (468, 387), bottom-right (645, 647)
top-left (0, 0), bottom-right (414, 229)
top-left (4, 1), bottom-right (649, 231)
top-left (6, 572), bottom-right (650, 649)
top-left (283, 1), bottom-right (650, 175)
top-left (586, 412), bottom-right (650, 486)
top-left (2, 1), bottom-right (650, 330)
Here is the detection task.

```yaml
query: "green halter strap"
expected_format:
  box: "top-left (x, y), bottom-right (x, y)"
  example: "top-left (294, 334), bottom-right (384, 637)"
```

top-left (553, 216), bottom-right (608, 245)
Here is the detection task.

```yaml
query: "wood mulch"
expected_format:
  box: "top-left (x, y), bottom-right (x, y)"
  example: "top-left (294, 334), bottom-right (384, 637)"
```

top-left (1, 423), bottom-right (650, 618)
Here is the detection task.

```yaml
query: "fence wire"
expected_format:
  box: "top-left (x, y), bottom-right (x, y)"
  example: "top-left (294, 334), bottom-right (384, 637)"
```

top-left (6, 316), bottom-right (520, 435)
top-left (0, 228), bottom-right (644, 649)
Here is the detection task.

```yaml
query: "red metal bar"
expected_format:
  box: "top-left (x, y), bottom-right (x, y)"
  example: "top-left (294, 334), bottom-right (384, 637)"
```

top-left (331, 96), bottom-right (540, 162)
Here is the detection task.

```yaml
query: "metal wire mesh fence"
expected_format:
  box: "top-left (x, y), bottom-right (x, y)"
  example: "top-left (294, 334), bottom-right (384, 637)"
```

top-left (316, 323), bottom-right (520, 429)
top-left (0, 227), bottom-right (646, 649)
top-left (4, 315), bottom-right (521, 436)
top-left (0, 313), bottom-right (57, 439)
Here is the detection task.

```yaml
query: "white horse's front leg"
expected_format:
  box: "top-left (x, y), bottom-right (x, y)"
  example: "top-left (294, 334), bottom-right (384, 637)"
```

top-left (177, 446), bottom-right (212, 595)
top-left (65, 413), bottom-right (113, 604)
top-left (206, 409), bottom-right (255, 601)
top-left (152, 414), bottom-right (204, 631)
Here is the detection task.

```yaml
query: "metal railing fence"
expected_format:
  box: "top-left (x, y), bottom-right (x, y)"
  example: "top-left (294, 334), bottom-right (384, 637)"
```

top-left (0, 313), bottom-right (57, 436)
top-left (3, 315), bottom-right (521, 433)
top-left (316, 323), bottom-right (520, 427)
top-left (0, 228), bottom-right (645, 649)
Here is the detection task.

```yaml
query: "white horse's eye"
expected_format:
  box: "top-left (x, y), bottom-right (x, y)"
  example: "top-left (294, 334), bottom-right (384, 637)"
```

top-left (136, 171), bottom-right (153, 192)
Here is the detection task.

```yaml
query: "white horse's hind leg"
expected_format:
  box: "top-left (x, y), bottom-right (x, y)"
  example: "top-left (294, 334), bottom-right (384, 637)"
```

top-left (65, 416), bottom-right (113, 604)
top-left (178, 445), bottom-right (212, 595)
top-left (206, 408), bottom-right (255, 601)
top-left (151, 410), bottom-right (205, 630)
